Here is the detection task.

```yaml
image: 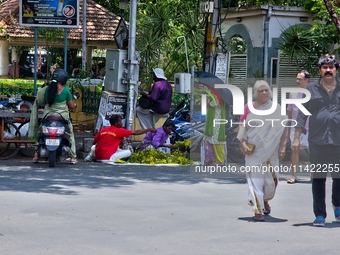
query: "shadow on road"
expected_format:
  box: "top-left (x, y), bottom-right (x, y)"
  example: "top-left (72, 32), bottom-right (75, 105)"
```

top-left (0, 161), bottom-right (247, 195)
top-left (292, 222), bottom-right (340, 228)
top-left (238, 216), bottom-right (288, 223)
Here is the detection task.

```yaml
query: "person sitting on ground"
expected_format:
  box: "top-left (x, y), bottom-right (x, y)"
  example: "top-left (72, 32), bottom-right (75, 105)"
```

top-left (84, 115), bottom-right (156, 163)
top-left (139, 119), bottom-right (176, 153)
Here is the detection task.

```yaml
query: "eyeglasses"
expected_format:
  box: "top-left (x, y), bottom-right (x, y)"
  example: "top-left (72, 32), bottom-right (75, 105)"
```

top-left (296, 78), bottom-right (306, 81)
top-left (258, 89), bottom-right (269, 93)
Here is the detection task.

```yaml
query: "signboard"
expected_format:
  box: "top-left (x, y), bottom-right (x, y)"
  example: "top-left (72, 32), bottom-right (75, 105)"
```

top-left (215, 53), bottom-right (229, 84)
top-left (94, 91), bottom-right (127, 134)
top-left (19, 0), bottom-right (79, 28)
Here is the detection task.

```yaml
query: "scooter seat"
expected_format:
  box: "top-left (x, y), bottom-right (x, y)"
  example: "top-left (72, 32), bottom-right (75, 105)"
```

top-left (45, 115), bottom-right (63, 121)
top-left (43, 115), bottom-right (69, 125)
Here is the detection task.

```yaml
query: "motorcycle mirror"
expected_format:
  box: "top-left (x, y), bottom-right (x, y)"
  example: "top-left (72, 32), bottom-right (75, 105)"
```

top-left (73, 92), bottom-right (81, 100)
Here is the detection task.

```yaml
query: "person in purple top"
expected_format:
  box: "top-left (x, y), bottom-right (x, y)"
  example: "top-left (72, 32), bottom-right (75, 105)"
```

top-left (139, 119), bottom-right (176, 152)
top-left (137, 68), bottom-right (172, 129)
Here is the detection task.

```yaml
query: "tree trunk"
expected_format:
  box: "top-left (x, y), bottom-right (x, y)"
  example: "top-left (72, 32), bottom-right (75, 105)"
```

top-left (324, 0), bottom-right (340, 34)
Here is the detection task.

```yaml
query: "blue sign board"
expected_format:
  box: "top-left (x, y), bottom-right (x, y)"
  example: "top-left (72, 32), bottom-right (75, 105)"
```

top-left (19, 0), bottom-right (79, 28)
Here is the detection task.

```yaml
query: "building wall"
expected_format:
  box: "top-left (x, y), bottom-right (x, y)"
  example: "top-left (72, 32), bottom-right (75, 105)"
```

top-left (221, 5), bottom-right (314, 81)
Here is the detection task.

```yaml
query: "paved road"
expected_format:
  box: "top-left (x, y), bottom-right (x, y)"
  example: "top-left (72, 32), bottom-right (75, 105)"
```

top-left (0, 157), bottom-right (339, 255)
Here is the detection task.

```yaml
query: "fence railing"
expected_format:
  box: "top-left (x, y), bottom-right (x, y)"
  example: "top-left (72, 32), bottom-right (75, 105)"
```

top-left (81, 88), bottom-right (102, 114)
top-left (0, 86), bottom-right (197, 115)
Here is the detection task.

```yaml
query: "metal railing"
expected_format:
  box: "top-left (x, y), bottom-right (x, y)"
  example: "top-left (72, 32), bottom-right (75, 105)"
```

top-left (0, 86), bottom-right (199, 115)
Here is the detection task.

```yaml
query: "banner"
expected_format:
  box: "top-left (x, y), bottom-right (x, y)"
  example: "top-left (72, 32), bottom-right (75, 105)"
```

top-left (19, 0), bottom-right (79, 28)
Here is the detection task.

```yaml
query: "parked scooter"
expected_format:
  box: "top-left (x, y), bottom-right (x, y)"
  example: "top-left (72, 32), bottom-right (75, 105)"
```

top-left (37, 113), bottom-right (72, 167)
top-left (167, 100), bottom-right (205, 152)
top-left (168, 100), bottom-right (245, 163)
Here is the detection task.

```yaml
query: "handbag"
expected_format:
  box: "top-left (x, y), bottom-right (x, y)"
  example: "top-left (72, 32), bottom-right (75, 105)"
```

top-left (138, 95), bottom-right (152, 109)
top-left (241, 142), bottom-right (256, 155)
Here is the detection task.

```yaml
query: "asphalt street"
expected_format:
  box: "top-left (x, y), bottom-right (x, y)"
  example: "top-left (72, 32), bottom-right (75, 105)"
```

top-left (0, 154), bottom-right (339, 255)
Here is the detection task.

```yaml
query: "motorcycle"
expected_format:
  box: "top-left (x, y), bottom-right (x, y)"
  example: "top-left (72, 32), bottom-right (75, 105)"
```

top-left (37, 113), bottom-right (72, 167)
top-left (168, 101), bottom-right (205, 152)
top-left (168, 100), bottom-right (245, 163)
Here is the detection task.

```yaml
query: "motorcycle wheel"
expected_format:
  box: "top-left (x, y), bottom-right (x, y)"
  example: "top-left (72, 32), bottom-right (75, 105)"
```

top-left (0, 121), bottom-right (21, 160)
top-left (48, 150), bottom-right (56, 167)
top-left (17, 121), bottom-right (35, 157)
top-left (227, 130), bottom-right (245, 163)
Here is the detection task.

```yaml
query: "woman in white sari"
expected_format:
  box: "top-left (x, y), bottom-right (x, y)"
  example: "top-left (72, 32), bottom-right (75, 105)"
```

top-left (238, 80), bottom-right (288, 221)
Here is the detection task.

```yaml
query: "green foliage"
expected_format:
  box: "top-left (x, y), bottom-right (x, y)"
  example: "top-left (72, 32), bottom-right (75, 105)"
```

top-left (221, 0), bottom-right (306, 8)
top-left (38, 28), bottom-right (64, 43)
top-left (0, 79), bottom-right (45, 96)
top-left (227, 36), bottom-right (247, 54)
top-left (128, 148), bottom-right (191, 165)
top-left (136, 0), bottom-right (205, 85)
top-left (67, 65), bottom-right (100, 93)
top-left (0, 79), bottom-right (44, 88)
top-left (278, 1), bottom-right (340, 75)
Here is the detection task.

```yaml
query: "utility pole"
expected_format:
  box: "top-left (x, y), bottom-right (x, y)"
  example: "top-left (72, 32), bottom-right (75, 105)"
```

top-left (125, 0), bottom-right (139, 131)
top-left (204, 0), bottom-right (219, 74)
top-left (82, 0), bottom-right (87, 71)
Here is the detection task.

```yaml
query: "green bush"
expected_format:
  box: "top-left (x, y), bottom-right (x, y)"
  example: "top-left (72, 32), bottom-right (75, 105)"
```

top-left (0, 79), bottom-right (45, 88)
top-left (0, 79), bottom-right (44, 96)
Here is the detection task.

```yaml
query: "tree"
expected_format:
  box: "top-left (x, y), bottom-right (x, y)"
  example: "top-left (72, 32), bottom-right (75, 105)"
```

top-left (91, 1), bottom-right (204, 85)
top-left (135, 0), bottom-right (205, 86)
top-left (322, 0), bottom-right (340, 34)
top-left (282, 0), bottom-right (340, 73)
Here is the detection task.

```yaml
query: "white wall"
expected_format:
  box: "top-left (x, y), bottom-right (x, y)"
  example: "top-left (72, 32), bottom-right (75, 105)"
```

top-left (0, 41), bottom-right (9, 76)
top-left (221, 6), bottom-right (314, 48)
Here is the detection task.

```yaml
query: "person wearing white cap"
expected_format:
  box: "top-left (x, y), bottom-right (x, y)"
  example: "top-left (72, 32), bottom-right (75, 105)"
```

top-left (136, 68), bottom-right (172, 129)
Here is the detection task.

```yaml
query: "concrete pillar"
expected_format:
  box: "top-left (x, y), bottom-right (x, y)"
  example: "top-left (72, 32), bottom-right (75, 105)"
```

top-left (0, 41), bottom-right (9, 75)
top-left (11, 48), bottom-right (18, 62)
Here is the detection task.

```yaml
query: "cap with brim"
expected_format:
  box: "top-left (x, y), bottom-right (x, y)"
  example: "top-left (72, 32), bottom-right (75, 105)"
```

top-left (153, 68), bottom-right (167, 80)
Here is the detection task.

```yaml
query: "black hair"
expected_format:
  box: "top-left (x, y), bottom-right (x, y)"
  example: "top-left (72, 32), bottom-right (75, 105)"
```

top-left (109, 115), bottom-right (122, 126)
top-left (318, 54), bottom-right (340, 70)
top-left (299, 70), bottom-right (310, 80)
top-left (163, 119), bottom-right (176, 129)
top-left (47, 81), bottom-right (58, 106)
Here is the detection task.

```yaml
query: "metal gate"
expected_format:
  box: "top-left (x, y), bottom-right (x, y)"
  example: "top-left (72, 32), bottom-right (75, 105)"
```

top-left (229, 54), bottom-right (247, 89)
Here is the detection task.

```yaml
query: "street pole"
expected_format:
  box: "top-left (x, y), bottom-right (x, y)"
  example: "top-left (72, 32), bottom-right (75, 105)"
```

top-left (82, 0), bottom-right (87, 71)
top-left (177, 36), bottom-right (189, 73)
top-left (34, 28), bottom-right (38, 96)
top-left (64, 28), bottom-right (68, 71)
top-left (125, 0), bottom-right (139, 131)
top-left (204, 0), bottom-right (219, 74)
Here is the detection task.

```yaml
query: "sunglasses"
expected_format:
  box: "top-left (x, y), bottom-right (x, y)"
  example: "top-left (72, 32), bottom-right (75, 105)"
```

top-left (258, 89), bottom-right (269, 93)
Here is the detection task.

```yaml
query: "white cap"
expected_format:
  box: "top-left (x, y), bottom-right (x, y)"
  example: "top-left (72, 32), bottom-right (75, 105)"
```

top-left (153, 68), bottom-right (167, 80)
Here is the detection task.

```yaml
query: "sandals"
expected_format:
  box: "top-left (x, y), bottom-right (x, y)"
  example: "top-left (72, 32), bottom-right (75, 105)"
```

top-left (70, 158), bottom-right (78, 164)
top-left (287, 178), bottom-right (298, 184)
top-left (313, 216), bottom-right (325, 227)
top-left (333, 206), bottom-right (340, 222)
top-left (253, 214), bottom-right (265, 222)
top-left (263, 201), bottom-right (271, 215)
